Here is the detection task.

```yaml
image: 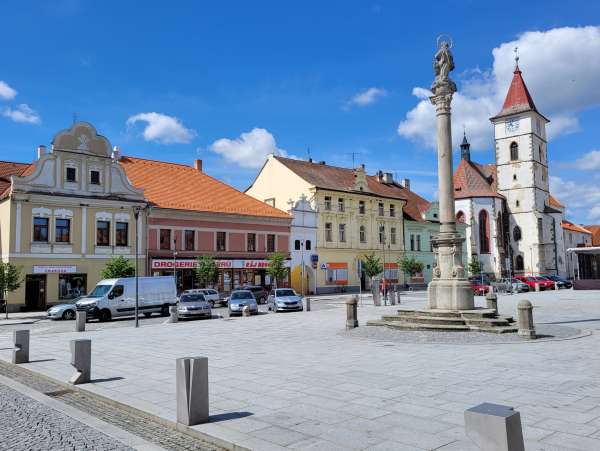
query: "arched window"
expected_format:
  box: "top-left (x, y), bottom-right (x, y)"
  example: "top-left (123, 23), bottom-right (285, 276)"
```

top-left (305, 240), bottom-right (311, 250)
top-left (513, 226), bottom-right (522, 241)
top-left (294, 240), bottom-right (301, 250)
top-left (479, 210), bottom-right (490, 253)
top-left (510, 142), bottom-right (519, 161)
top-left (515, 255), bottom-right (524, 271)
top-left (456, 211), bottom-right (465, 223)
top-left (496, 214), bottom-right (504, 248)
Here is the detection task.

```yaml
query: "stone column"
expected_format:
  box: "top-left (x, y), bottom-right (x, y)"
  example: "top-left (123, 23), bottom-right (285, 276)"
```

top-left (427, 39), bottom-right (474, 311)
top-left (345, 295), bottom-right (358, 329)
top-left (12, 330), bottom-right (29, 364)
top-left (517, 300), bottom-right (536, 339)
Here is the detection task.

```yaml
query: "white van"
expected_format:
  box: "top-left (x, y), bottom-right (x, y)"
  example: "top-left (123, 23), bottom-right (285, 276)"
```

top-left (76, 277), bottom-right (177, 322)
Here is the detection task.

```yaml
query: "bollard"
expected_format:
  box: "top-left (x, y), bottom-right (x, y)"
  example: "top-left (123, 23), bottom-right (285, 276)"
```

top-left (345, 295), bottom-right (358, 329)
top-left (534, 282), bottom-right (540, 292)
top-left (12, 330), bottom-right (30, 364)
top-left (176, 357), bottom-right (209, 426)
top-left (517, 300), bottom-right (536, 339)
top-left (485, 289), bottom-right (498, 315)
top-left (465, 403), bottom-right (525, 451)
top-left (242, 305), bottom-right (251, 317)
top-left (305, 297), bottom-right (311, 312)
top-left (70, 339), bottom-right (91, 384)
top-left (371, 279), bottom-right (381, 307)
top-left (396, 287), bottom-right (401, 305)
top-left (75, 310), bottom-right (86, 332)
top-left (169, 305), bottom-right (179, 323)
top-left (389, 289), bottom-right (396, 306)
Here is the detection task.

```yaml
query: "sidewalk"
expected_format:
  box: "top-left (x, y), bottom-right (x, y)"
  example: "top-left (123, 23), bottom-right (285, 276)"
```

top-left (0, 311), bottom-right (48, 326)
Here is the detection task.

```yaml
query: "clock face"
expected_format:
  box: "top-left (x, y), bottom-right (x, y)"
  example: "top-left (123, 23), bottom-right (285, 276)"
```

top-left (505, 117), bottom-right (520, 133)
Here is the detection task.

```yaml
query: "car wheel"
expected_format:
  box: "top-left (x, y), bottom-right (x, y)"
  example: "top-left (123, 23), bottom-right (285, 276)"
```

top-left (99, 309), bottom-right (111, 322)
top-left (209, 300), bottom-right (214, 307)
top-left (143, 312), bottom-right (152, 318)
top-left (62, 309), bottom-right (75, 320)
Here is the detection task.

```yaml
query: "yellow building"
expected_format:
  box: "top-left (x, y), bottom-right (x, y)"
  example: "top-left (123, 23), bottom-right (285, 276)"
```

top-left (247, 156), bottom-right (409, 294)
top-left (0, 122), bottom-right (146, 312)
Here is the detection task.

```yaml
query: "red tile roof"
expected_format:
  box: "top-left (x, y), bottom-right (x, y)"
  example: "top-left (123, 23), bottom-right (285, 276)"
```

top-left (453, 159), bottom-right (502, 199)
top-left (583, 225), bottom-right (600, 246)
top-left (549, 195), bottom-right (564, 209)
top-left (491, 65), bottom-right (541, 120)
top-left (120, 156), bottom-right (290, 219)
top-left (0, 160), bottom-right (32, 199)
top-left (561, 221), bottom-right (592, 235)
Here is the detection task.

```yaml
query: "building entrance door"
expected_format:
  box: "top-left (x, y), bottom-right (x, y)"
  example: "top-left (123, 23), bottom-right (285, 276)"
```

top-left (25, 275), bottom-right (46, 311)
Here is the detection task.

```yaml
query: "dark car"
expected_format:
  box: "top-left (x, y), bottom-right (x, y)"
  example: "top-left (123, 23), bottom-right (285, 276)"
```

top-left (541, 275), bottom-right (573, 289)
top-left (243, 285), bottom-right (269, 304)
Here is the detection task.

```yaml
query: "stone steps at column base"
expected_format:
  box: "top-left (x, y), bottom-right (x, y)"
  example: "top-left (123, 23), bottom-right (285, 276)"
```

top-left (366, 319), bottom-right (519, 334)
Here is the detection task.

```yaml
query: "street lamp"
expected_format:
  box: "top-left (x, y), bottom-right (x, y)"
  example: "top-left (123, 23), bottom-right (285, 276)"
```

top-left (173, 237), bottom-right (178, 293)
top-left (133, 206), bottom-right (141, 328)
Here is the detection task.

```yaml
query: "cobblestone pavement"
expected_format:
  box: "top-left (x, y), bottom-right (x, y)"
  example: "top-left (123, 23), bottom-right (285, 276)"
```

top-left (0, 380), bottom-right (133, 451)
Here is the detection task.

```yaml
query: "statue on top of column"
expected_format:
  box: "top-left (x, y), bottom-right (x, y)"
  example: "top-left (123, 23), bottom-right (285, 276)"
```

top-left (431, 38), bottom-right (456, 94)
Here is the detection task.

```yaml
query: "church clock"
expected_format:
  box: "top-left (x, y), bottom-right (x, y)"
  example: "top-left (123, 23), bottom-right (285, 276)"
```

top-left (505, 117), bottom-right (520, 133)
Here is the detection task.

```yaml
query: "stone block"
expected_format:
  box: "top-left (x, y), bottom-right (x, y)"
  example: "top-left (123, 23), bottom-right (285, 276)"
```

top-left (389, 290), bottom-right (396, 306)
top-left (12, 329), bottom-right (29, 364)
top-left (485, 289), bottom-right (498, 314)
top-left (242, 305), bottom-right (251, 317)
top-left (517, 300), bottom-right (536, 339)
top-left (305, 297), bottom-right (311, 312)
top-left (70, 339), bottom-right (91, 385)
top-left (465, 403), bottom-right (525, 451)
top-left (176, 356), bottom-right (209, 426)
top-left (75, 310), bottom-right (86, 332)
top-left (169, 305), bottom-right (178, 323)
top-left (346, 295), bottom-right (358, 329)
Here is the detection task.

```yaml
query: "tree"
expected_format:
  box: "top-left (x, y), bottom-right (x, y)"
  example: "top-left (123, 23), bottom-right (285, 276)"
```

top-left (468, 256), bottom-right (482, 276)
top-left (195, 255), bottom-right (219, 288)
top-left (266, 253), bottom-right (288, 288)
top-left (101, 256), bottom-right (135, 279)
top-left (0, 262), bottom-right (23, 319)
top-left (398, 256), bottom-right (424, 279)
top-left (362, 253), bottom-right (383, 280)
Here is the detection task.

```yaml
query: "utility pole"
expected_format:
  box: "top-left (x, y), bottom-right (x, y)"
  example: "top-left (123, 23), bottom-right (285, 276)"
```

top-left (134, 207), bottom-right (140, 328)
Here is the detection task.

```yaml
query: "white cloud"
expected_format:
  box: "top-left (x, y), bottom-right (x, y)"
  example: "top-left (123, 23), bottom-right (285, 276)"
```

top-left (2, 104), bottom-right (40, 124)
top-left (590, 206), bottom-right (600, 221)
top-left (398, 26), bottom-right (600, 151)
top-left (126, 112), bottom-right (196, 144)
top-left (0, 81), bottom-right (17, 100)
top-left (570, 150), bottom-right (600, 171)
top-left (345, 87), bottom-right (387, 109)
top-left (209, 128), bottom-right (288, 169)
top-left (550, 176), bottom-right (600, 222)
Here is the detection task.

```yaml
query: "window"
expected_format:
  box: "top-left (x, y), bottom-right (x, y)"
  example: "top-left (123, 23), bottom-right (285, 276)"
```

top-left (267, 234), bottom-right (276, 252)
top-left (479, 210), bottom-right (490, 253)
top-left (430, 235), bottom-right (434, 252)
top-left (159, 229), bottom-right (171, 250)
top-left (54, 218), bottom-right (70, 243)
top-left (513, 226), bottom-right (522, 241)
top-left (513, 174), bottom-right (517, 181)
top-left (185, 230), bottom-right (195, 251)
top-left (246, 233), bottom-right (256, 252)
top-left (264, 198), bottom-right (275, 207)
top-left (516, 200), bottom-right (520, 208)
top-left (510, 142), bottom-right (519, 161)
top-left (306, 240), bottom-right (311, 250)
top-left (324, 196), bottom-right (332, 211)
top-left (379, 225), bottom-right (385, 244)
top-left (391, 227), bottom-right (397, 245)
top-left (110, 285), bottom-right (124, 298)
top-left (538, 218), bottom-right (543, 243)
top-left (359, 225), bottom-right (366, 243)
top-left (33, 217), bottom-right (49, 242)
top-left (378, 202), bottom-right (384, 216)
top-left (339, 224), bottom-right (346, 242)
top-left (97, 221), bottom-right (110, 246)
top-left (456, 211), bottom-right (465, 223)
top-left (390, 204), bottom-right (396, 217)
top-left (326, 266), bottom-right (348, 284)
top-left (358, 201), bottom-right (365, 215)
top-left (515, 255), bottom-right (524, 271)
top-left (410, 234), bottom-right (415, 251)
top-left (114, 222), bottom-right (128, 247)
top-left (294, 239), bottom-right (301, 250)
top-left (90, 170), bottom-right (100, 185)
top-left (217, 232), bottom-right (227, 251)
top-left (58, 274), bottom-right (86, 300)
top-left (338, 198), bottom-right (345, 212)
top-left (325, 223), bottom-right (332, 242)
top-left (539, 145), bottom-right (544, 162)
top-left (66, 167), bottom-right (77, 182)
top-left (416, 235), bottom-right (421, 251)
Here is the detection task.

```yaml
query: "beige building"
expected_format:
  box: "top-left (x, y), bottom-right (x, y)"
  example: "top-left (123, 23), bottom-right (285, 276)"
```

top-left (0, 122), bottom-right (146, 312)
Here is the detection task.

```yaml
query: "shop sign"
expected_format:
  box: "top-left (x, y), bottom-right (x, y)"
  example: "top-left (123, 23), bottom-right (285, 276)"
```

top-left (33, 265), bottom-right (77, 274)
top-left (151, 259), bottom-right (289, 270)
top-left (310, 254), bottom-right (319, 262)
top-left (320, 263), bottom-right (328, 270)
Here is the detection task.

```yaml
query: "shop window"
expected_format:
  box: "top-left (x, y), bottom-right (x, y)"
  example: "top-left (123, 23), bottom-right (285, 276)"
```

top-left (247, 233), bottom-right (256, 252)
top-left (358, 201), bottom-right (365, 214)
top-left (160, 229), bottom-right (171, 250)
top-left (116, 222), bottom-right (129, 247)
top-left (325, 223), bottom-right (332, 242)
top-left (267, 234), bottom-right (276, 252)
top-left (378, 202), bottom-right (384, 216)
top-left (58, 274), bottom-right (86, 300)
top-left (305, 240), bottom-right (311, 250)
top-left (384, 266), bottom-right (399, 280)
top-left (339, 224), bottom-right (346, 242)
top-left (66, 167), bottom-right (77, 182)
top-left (390, 204), bottom-right (396, 217)
top-left (90, 170), bottom-right (101, 185)
top-left (338, 198), bottom-right (345, 212)
top-left (55, 218), bottom-right (71, 243)
top-left (185, 230), bottom-right (195, 251)
top-left (294, 239), bottom-right (301, 250)
top-left (359, 225), bottom-right (366, 243)
top-left (97, 221), bottom-right (110, 246)
top-left (33, 217), bottom-right (49, 242)
top-left (326, 267), bottom-right (348, 284)
top-left (391, 227), bottom-right (397, 245)
top-left (216, 232), bottom-right (226, 251)
top-left (417, 235), bottom-right (421, 251)
top-left (324, 196), bottom-right (332, 211)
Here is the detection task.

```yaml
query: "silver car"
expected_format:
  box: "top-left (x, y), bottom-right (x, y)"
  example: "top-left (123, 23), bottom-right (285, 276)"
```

top-left (177, 293), bottom-right (212, 319)
top-left (227, 290), bottom-right (258, 316)
top-left (47, 302), bottom-right (78, 320)
top-left (267, 288), bottom-right (303, 313)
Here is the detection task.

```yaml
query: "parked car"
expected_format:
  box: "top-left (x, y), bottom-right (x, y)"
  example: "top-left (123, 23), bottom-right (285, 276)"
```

top-left (243, 285), bottom-right (269, 304)
top-left (75, 277), bottom-right (177, 322)
top-left (267, 288), bottom-right (303, 313)
top-left (469, 275), bottom-right (490, 296)
top-left (228, 290), bottom-right (259, 316)
top-left (494, 278), bottom-right (530, 293)
top-left (47, 300), bottom-right (78, 320)
top-left (514, 276), bottom-right (555, 291)
top-left (177, 293), bottom-right (212, 319)
top-left (183, 288), bottom-right (223, 306)
top-left (540, 275), bottom-right (573, 289)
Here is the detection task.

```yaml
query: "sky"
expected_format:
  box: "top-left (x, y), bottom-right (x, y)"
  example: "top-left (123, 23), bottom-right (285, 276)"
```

top-left (1, 1), bottom-right (600, 223)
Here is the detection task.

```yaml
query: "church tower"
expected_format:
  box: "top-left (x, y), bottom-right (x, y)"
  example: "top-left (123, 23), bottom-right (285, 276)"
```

top-left (490, 59), bottom-right (552, 275)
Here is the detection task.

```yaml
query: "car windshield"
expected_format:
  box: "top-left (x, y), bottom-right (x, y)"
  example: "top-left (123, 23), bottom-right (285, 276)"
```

top-left (231, 292), bottom-right (253, 300)
top-left (180, 294), bottom-right (205, 302)
top-left (276, 289), bottom-right (296, 297)
top-left (87, 285), bottom-right (112, 298)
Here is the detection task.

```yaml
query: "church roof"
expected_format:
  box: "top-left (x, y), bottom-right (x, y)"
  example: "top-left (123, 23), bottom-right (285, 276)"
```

top-left (561, 220), bottom-right (592, 235)
top-left (490, 65), bottom-right (548, 121)
top-left (453, 159), bottom-right (502, 199)
top-left (583, 225), bottom-right (600, 246)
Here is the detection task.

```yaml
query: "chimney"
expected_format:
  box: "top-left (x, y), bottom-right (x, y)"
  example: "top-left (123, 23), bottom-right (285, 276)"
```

top-left (194, 159), bottom-right (202, 171)
top-left (112, 145), bottom-right (121, 161)
top-left (376, 170), bottom-right (384, 182)
top-left (382, 172), bottom-right (393, 184)
top-left (360, 163), bottom-right (365, 170)
top-left (403, 178), bottom-right (410, 190)
top-left (319, 161), bottom-right (326, 165)
top-left (308, 157), bottom-right (313, 163)
top-left (37, 145), bottom-right (46, 159)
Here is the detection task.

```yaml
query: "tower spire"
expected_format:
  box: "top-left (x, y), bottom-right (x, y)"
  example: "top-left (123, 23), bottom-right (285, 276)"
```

top-left (460, 128), bottom-right (471, 162)
top-left (513, 46), bottom-right (520, 71)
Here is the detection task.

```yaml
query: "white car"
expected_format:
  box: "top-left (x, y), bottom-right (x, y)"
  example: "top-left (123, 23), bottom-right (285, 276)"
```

top-left (184, 288), bottom-right (222, 306)
top-left (177, 293), bottom-right (212, 319)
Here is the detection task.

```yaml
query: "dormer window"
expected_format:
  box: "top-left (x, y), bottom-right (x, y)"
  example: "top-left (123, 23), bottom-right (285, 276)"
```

top-left (90, 170), bottom-right (101, 185)
top-left (66, 167), bottom-right (77, 183)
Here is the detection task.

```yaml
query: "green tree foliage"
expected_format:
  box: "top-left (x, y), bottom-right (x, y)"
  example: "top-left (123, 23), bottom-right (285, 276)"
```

top-left (398, 256), bottom-right (424, 277)
top-left (468, 256), bottom-right (482, 276)
top-left (195, 255), bottom-right (220, 288)
top-left (0, 262), bottom-right (23, 318)
top-left (267, 253), bottom-right (288, 288)
top-left (362, 253), bottom-right (383, 279)
top-left (101, 256), bottom-right (135, 279)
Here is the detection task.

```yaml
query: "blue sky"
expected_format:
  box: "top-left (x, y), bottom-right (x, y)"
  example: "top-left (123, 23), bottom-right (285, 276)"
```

top-left (1, 1), bottom-right (600, 222)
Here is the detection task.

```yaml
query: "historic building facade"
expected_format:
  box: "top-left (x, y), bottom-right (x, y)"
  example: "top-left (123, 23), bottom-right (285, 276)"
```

top-left (287, 195), bottom-right (318, 295)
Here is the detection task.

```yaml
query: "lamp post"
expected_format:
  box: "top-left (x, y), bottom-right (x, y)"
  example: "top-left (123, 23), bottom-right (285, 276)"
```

top-left (133, 206), bottom-right (141, 328)
top-left (173, 237), bottom-right (178, 294)
top-left (300, 239), bottom-right (305, 296)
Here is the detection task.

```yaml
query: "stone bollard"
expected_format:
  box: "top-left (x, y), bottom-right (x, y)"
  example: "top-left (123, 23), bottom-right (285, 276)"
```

top-left (75, 310), bottom-right (86, 332)
top-left (465, 403), bottom-right (525, 451)
top-left (70, 339), bottom-right (91, 385)
top-left (345, 295), bottom-right (358, 329)
top-left (517, 300), bottom-right (536, 339)
top-left (485, 289), bottom-right (498, 315)
top-left (389, 289), bottom-right (396, 306)
top-left (305, 297), bottom-right (311, 312)
top-left (534, 282), bottom-right (540, 292)
top-left (371, 279), bottom-right (381, 307)
top-left (169, 305), bottom-right (179, 323)
top-left (12, 330), bottom-right (30, 364)
top-left (176, 357), bottom-right (209, 426)
top-left (242, 305), bottom-right (251, 317)
top-left (396, 287), bottom-right (401, 305)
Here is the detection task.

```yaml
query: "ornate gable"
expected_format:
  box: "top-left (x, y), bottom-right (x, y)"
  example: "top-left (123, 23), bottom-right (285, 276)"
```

top-left (52, 122), bottom-right (112, 158)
